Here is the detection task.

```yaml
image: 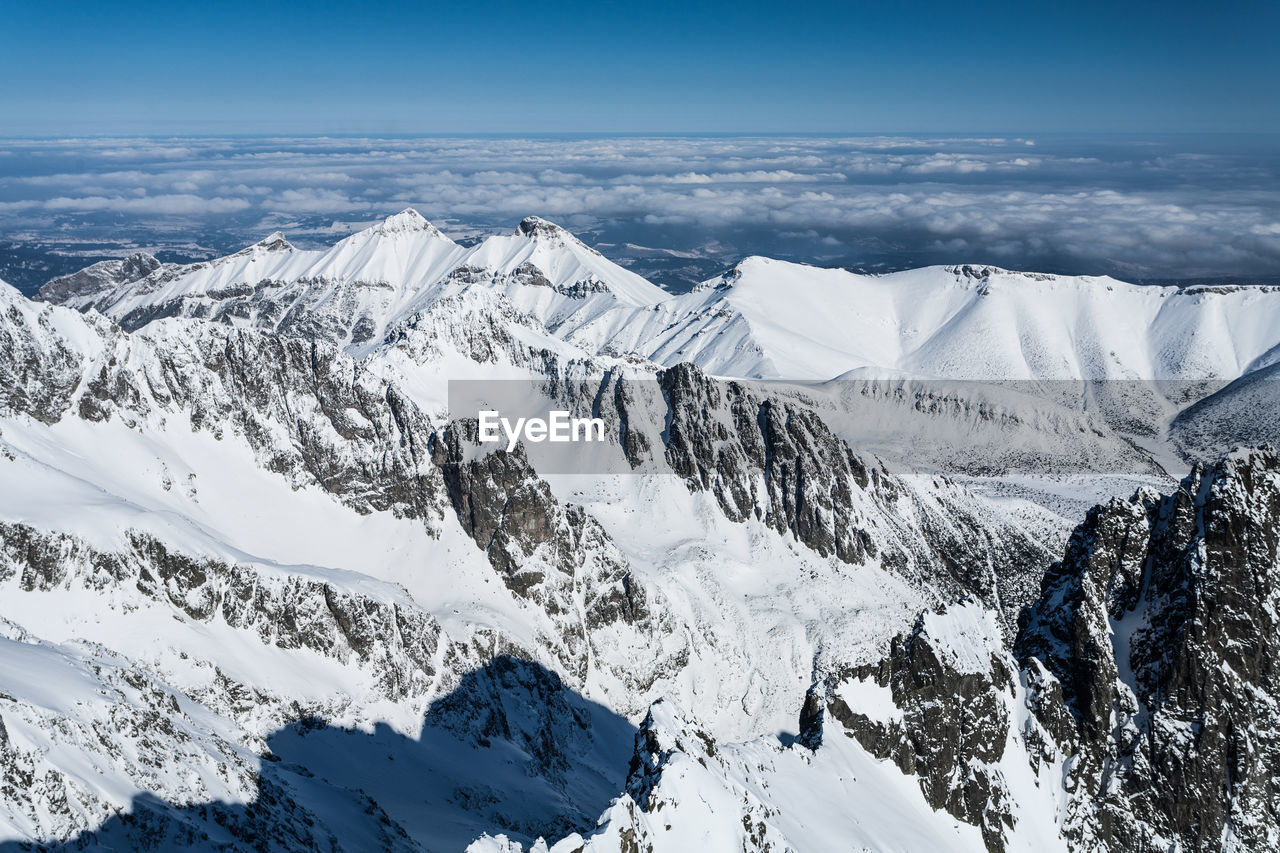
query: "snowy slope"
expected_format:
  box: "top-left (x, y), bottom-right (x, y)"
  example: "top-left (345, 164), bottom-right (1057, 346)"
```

top-left (603, 260), bottom-right (1280, 381)
top-left (42, 218), bottom-right (1280, 480)
top-left (8, 210), bottom-right (1280, 853)
top-left (0, 271), bottom-right (1072, 849)
top-left (46, 211), bottom-right (668, 353)
top-left (45, 220), bottom-right (1280, 388)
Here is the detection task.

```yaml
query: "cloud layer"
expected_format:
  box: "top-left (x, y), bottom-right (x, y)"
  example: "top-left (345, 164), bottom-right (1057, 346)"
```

top-left (1, 135), bottom-right (1278, 283)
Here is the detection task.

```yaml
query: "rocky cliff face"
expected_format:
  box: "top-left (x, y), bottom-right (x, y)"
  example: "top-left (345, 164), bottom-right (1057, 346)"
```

top-left (1018, 446), bottom-right (1280, 852)
top-left (0, 518), bottom-right (445, 848)
top-left (430, 420), bottom-right (680, 692)
top-left (0, 518), bottom-right (641, 851)
top-left (790, 447), bottom-right (1280, 853)
top-left (650, 363), bottom-right (1054, 623)
top-left (800, 605), bottom-right (1024, 852)
top-left (0, 314), bottom-right (449, 527)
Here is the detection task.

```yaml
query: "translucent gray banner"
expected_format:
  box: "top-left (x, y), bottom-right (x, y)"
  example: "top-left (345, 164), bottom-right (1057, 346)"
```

top-left (447, 373), bottom-right (1276, 477)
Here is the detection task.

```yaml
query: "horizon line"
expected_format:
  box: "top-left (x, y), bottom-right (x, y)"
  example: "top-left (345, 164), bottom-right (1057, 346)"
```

top-left (3, 130), bottom-right (1280, 141)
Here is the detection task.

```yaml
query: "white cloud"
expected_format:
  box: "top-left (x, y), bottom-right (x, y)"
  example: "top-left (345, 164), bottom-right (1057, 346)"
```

top-left (0, 136), bottom-right (1277, 278)
top-left (42, 194), bottom-right (251, 214)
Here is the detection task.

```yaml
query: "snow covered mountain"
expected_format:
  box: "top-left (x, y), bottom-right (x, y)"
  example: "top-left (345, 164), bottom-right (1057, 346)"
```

top-left (4, 214), bottom-right (1280, 851)
top-left (627, 259), bottom-right (1280, 381)
top-left (42, 211), bottom-right (667, 354)
top-left (44, 213), bottom-right (1280, 385)
top-left (41, 211), bottom-right (1280, 477)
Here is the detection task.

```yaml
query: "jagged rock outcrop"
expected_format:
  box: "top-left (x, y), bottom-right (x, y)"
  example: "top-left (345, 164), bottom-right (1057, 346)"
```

top-left (0, 295), bottom-right (448, 526)
top-left (0, 290), bottom-right (114, 424)
top-left (799, 447), bottom-right (1280, 853)
top-left (0, 622), bottom-right (266, 849)
top-left (36, 252), bottom-right (167, 304)
top-left (0, 522), bottom-right (448, 702)
top-left (1016, 446), bottom-right (1280, 852)
top-left (430, 421), bottom-right (672, 688)
top-left (124, 324), bottom-right (447, 523)
top-left (653, 363), bottom-right (1053, 621)
top-left (614, 700), bottom-right (789, 853)
top-left (801, 604), bottom-right (1027, 852)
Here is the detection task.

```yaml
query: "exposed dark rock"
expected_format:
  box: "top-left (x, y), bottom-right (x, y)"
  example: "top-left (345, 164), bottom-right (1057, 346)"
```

top-left (803, 604), bottom-right (1018, 852)
top-left (0, 522), bottom-right (445, 702)
top-left (808, 447), bottom-right (1280, 852)
top-left (0, 309), bottom-right (447, 525)
top-left (430, 421), bottom-right (657, 682)
top-left (654, 362), bottom-right (1052, 621)
top-left (37, 253), bottom-right (165, 304)
top-left (1016, 446), bottom-right (1280, 852)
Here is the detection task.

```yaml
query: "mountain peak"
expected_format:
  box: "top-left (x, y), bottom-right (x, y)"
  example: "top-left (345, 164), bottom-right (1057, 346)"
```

top-left (515, 216), bottom-right (571, 240)
top-left (513, 216), bottom-right (604, 258)
top-left (255, 232), bottom-right (294, 252)
top-left (692, 256), bottom-right (772, 291)
top-left (37, 251), bottom-right (166, 304)
top-left (375, 208), bottom-right (446, 237)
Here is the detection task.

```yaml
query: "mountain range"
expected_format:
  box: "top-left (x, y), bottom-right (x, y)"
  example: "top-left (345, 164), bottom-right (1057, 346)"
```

top-left (1, 210), bottom-right (1278, 851)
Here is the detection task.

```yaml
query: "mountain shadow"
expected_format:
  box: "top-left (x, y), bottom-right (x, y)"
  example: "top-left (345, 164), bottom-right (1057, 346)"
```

top-left (2, 655), bottom-right (636, 852)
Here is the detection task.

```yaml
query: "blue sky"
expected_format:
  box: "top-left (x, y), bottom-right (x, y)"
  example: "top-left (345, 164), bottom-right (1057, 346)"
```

top-left (1, 0), bottom-right (1277, 134)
